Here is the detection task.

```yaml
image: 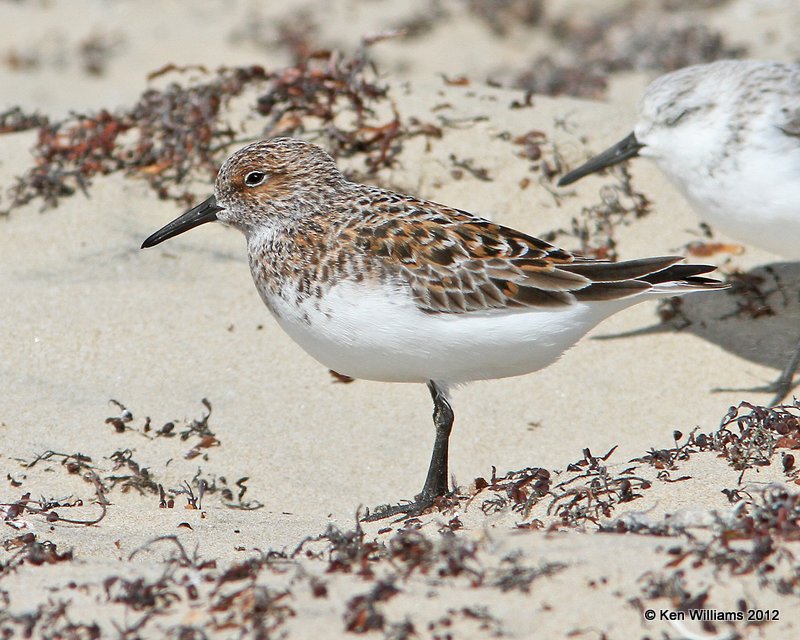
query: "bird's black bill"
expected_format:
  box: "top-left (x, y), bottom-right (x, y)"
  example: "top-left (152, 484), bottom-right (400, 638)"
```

top-left (557, 132), bottom-right (644, 187)
top-left (141, 195), bottom-right (223, 249)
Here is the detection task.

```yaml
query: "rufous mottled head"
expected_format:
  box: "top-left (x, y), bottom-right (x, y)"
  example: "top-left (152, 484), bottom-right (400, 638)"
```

top-left (141, 137), bottom-right (347, 247)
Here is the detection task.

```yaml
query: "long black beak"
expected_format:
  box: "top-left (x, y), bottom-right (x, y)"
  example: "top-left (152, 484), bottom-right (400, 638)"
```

top-left (557, 132), bottom-right (644, 187)
top-left (141, 195), bottom-right (223, 249)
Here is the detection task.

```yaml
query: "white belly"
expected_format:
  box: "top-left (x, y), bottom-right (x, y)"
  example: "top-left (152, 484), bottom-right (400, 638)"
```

top-left (261, 279), bottom-right (650, 384)
top-left (682, 174), bottom-right (800, 260)
top-left (659, 131), bottom-right (800, 260)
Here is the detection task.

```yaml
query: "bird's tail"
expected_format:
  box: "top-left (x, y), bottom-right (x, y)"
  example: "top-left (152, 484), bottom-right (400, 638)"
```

top-left (641, 263), bottom-right (728, 293)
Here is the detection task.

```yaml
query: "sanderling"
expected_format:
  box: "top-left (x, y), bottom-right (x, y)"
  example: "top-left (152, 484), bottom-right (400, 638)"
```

top-left (558, 59), bottom-right (800, 404)
top-left (143, 137), bottom-right (725, 520)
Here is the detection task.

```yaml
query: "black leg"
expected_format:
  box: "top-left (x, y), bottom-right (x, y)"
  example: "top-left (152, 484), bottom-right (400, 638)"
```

top-left (363, 381), bottom-right (454, 522)
top-left (711, 342), bottom-right (800, 407)
top-left (419, 381), bottom-right (455, 500)
top-left (769, 337), bottom-right (800, 406)
top-left (713, 335), bottom-right (800, 405)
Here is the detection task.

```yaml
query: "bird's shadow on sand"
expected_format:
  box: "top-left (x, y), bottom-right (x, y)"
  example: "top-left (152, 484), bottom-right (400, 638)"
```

top-left (596, 261), bottom-right (800, 386)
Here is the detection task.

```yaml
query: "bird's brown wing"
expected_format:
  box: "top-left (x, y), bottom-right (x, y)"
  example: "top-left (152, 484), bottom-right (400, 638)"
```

top-left (348, 194), bottom-right (684, 314)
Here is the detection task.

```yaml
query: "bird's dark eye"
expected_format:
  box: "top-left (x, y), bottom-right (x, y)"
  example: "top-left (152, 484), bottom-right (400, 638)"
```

top-left (665, 106), bottom-right (704, 127)
top-left (665, 110), bottom-right (689, 126)
top-left (244, 171), bottom-right (267, 187)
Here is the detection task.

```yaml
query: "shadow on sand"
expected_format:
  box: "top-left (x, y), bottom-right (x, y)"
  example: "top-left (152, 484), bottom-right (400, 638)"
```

top-left (596, 261), bottom-right (800, 395)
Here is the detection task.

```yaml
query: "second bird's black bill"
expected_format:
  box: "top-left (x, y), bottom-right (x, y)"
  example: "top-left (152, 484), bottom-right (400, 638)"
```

top-left (558, 132), bottom-right (644, 187)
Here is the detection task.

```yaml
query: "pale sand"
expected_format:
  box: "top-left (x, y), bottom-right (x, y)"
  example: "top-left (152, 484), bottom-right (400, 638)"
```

top-left (2, 1), bottom-right (800, 638)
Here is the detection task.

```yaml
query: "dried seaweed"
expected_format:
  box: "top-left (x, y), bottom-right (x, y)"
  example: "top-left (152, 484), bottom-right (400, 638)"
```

top-left (343, 579), bottom-right (399, 633)
top-left (513, 56), bottom-right (608, 100)
top-left (547, 447), bottom-right (652, 525)
top-left (543, 164), bottom-right (651, 259)
top-left (1, 534), bottom-right (73, 578)
top-left (78, 30), bottom-right (125, 76)
top-left (474, 466), bottom-right (551, 518)
top-left (630, 485), bottom-right (800, 611)
top-left (0, 106), bottom-right (49, 133)
top-left (5, 451), bottom-right (109, 525)
top-left (253, 43), bottom-right (405, 178)
top-left (719, 268), bottom-right (781, 321)
top-left (468, 446), bottom-right (652, 528)
top-left (106, 448), bottom-right (160, 495)
top-left (0, 599), bottom-right (100, 640)
top-left (635, 402), bottom-right (800, 484)
top-left (637, 571), bottom-right (709, 613)
top-left (429, 607), bottom-right (505, 637)
top-left (389, 529), bottom-right (482, 582)
top-left (449, 153), bottom-right (493, 181)
top-left (492, 554), bottom-right (566, 593)
top-left (466, 0), bottom-right (544, 35)
top-left (3, 41), bottom-right (445, 215)
top-left (2, 65), bottom-right (266, 214)
top-left (292, 521), bottom-right (382, 577)
top-left (509, 7), bottom-right (746, 99)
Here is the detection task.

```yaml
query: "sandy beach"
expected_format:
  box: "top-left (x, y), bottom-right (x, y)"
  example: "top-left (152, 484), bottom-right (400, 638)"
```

top-left (2, 1), bottom-right (800, 638)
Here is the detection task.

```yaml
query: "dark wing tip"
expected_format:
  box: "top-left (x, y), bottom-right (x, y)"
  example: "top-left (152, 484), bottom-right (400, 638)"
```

top-left (640, 263), bottom-right (723, 285)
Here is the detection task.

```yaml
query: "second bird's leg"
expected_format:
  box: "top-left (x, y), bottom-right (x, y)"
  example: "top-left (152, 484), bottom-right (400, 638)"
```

top-left (715, 335), bottom-right (800, 405)
top-left (363, 381), bottom-right (454, 522)
top-left (769, 336), bottom-right (800, 406)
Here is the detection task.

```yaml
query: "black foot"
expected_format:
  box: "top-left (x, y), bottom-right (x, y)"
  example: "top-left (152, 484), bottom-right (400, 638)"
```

top-left (361, 493), bottom-right (439, 522)
top-left (362, 381), bottom-right (456, 523)
top-left (712, 339), bottom-right (800, 406)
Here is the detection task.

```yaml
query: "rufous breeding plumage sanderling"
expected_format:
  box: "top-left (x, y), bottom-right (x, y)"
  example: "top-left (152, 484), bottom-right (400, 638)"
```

top-left (143, 137), bottom-right (725, 520)
top-left (558, 59), bottom-right (800, 405)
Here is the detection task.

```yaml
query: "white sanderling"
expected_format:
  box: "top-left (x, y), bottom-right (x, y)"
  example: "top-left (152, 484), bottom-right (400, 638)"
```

top-left (558, 59), bottom-right (800, 404)
top-left (143, 137), bottom-right (725, 519)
